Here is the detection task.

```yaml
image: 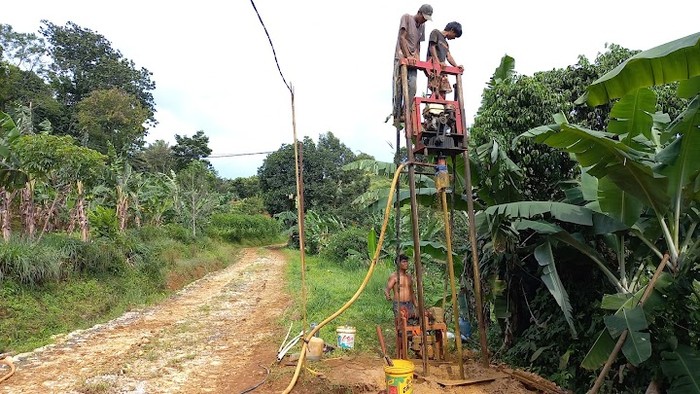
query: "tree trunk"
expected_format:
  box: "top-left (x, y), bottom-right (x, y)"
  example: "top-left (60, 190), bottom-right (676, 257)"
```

top-left (21, 181), bottom-right (36, 239)
top-left (191, 194), bottom-right (197, 237)
top-left (37, 191), bottom-right (63, 242)
top-left (77, 181), bottom-right (89, 242)
top-left (116, 185), bottom-right (128, 232)
top-left (1, 188), bottom-right (13, 242)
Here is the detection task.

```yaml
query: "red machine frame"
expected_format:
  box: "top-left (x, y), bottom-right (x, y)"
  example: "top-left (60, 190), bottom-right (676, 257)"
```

top-left (399, 58), bottom-right (466, 156)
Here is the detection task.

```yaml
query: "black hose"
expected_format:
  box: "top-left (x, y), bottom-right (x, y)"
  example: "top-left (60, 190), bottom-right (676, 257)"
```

top-left (238, 364), bottom-right (270, 394)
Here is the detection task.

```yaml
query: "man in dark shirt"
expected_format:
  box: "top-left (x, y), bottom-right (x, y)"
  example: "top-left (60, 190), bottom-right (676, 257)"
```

top-left (392, 4), bottom-right (433, 125)
top-left (426, 22), bottom-right (463, 99)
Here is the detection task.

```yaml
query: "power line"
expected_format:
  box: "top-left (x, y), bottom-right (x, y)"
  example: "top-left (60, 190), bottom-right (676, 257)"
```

top-left (208, 150), bottom-right (274, 159)
top-left (249, 0), bottom-right (291, 94)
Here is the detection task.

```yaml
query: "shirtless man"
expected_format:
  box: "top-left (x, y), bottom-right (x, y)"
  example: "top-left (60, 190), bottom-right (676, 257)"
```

top-left (385, 254), bottom-right (417, 318)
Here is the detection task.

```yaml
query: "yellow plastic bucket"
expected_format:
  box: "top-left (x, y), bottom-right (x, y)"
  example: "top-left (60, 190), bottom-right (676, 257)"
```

top-left (384, 359), bottom-right (414, 394)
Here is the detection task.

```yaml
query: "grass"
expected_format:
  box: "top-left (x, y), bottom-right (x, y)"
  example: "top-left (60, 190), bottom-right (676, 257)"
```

top-left (283, 249), bottom-right (397, 354)
top-left (0, 241), bottom-right (239, 354)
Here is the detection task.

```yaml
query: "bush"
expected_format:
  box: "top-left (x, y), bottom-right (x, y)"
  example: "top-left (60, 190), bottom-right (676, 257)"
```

top-left (0, 239), bottom-right (65, 284)
top-left (321, 227), bottom-right (369, 268)
top-left (88, 206), bottom-right (118, 238)
top-left (209, 213), bottom-right (280, 244)
top-left (163, 223), bottom-right (197, 244)
top-left (229, 196), bottom-right (267, 215)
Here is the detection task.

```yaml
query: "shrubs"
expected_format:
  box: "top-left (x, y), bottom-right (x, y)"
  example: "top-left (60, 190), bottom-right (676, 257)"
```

top-left (322, 227), bottom-right (369, 268)
top-left (209, 213), bottom-right (280, 244)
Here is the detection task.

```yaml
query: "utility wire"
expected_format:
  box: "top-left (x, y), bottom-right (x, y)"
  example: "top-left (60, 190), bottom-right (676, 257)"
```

top-left (208, 150), bottom-right (274, 158)
top-left (249, 0), bottom-right (292, 94)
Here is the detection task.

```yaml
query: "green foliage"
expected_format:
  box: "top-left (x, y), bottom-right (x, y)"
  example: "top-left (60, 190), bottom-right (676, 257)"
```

top-left (0, 111), bottom-right (27, 188)
top-left (88, 206), bottom-right (118, 238)
top-left (172, 130), bottom-right (212, 171)
top-left (0, 237), bottom-right (65, 284)
top-left (258, 132), bottom-right (369, 219)
top-left (136, 140), bottom-right (175, 174)
top-left (76, 88), bottom-right (149, 155)
top-left (39, 20), bottom-right (156, 131)
top-left (322, 227), bottom-right (370, 268)
top-left (14, 133), bottom-right (107, 185)
top-left (228, 196), bottom-right (267, 215)
top-left (174, 160), bottom-right (220, 237)
top-left (208, 212), bottom-right (280, 244)
top-left (229, 175), bottom-right (260, 200)
top-left (662, 345), bottom-right (700, 393)
top-left (580, 32), bottom-right (700, 106)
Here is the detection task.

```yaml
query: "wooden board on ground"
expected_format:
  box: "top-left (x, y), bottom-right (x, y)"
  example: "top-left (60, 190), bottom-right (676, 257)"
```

top-left (415, 372), bottom-right (507, 387)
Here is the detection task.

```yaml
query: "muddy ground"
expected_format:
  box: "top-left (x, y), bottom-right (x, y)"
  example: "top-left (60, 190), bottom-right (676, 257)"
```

top-left (0, 246), bottom-right (555, 393)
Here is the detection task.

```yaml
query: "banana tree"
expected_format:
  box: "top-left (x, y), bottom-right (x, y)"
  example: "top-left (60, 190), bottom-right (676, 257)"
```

top-left (0, 112), bottom-right (27, 241)
top-left (523, 32), bottom-right (700, 390)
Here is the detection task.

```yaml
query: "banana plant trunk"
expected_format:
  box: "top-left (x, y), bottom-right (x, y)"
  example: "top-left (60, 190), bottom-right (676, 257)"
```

top-left (21, 181), bottom-right (36, 239)
top-left (1, 188), bottom-right (12, 242)
top-left (116, 185), bottom-right (129, 232)
top-left (37, 191), bottom-right (63, 242)
top-left (76, 181), bottom-right (89, 242)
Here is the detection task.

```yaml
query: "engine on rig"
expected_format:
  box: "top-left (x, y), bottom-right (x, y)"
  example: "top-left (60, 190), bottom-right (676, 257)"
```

top-left (420, 103), bottom-right (458, 151)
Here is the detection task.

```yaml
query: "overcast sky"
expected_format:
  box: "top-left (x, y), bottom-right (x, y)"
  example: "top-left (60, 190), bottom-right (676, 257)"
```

top-left (5, 1), bottom-right (699, 179)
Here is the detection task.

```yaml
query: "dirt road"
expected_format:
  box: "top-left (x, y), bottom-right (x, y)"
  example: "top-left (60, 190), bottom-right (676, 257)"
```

top-left (1, 246), bottom-right (290, 394)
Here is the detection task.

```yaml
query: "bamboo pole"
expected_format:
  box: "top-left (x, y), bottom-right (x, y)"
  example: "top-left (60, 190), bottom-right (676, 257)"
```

top-left (456, 74), bottom-right (489, 366)
top-left (441, 190), bottom-right (465, 378)
top-left (401, 63), bottom-right (430, 374)
top-left (290, 89), bottom-right (308, 336)
top-left (588, 254), bottom-right (670, 394)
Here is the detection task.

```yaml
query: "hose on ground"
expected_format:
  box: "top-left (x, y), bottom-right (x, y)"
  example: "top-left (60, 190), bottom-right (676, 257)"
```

top-left (0, 357), bottom-right (16, 384)
top-left (281, 163), bottom-right (407, 394)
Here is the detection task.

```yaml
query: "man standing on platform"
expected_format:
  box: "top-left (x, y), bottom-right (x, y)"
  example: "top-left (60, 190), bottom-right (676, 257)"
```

top-left (392, 4), bottom-right (433, 125)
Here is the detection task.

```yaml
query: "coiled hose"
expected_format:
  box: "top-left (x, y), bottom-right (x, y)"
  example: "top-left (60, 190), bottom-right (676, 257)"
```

top-left (281, 163), bottom-right (406, 394)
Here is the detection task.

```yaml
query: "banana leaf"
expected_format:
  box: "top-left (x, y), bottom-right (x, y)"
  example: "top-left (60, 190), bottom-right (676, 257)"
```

top-left (578, 32), bottom-right (700, 106)
top-left (607, 88), bottom-right (657, 142)
top-left (535, 241), bottom-right (577, 337)
top-left (656, 96), bottom-right (700, 206)
top-left (524, 122), bottom-right (669, 217)
top-left (662, 344), bottom-right (700, 394)
top-left (603, 306), bottom-right (650, 366)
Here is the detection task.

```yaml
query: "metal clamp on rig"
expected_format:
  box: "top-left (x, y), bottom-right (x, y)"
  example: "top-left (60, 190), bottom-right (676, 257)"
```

top-left (399, 58), bottom-right (467, 158)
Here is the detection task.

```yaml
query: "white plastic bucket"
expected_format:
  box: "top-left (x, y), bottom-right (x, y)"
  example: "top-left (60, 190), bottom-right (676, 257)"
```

top-left (336, 326), bottom-right (356, 349)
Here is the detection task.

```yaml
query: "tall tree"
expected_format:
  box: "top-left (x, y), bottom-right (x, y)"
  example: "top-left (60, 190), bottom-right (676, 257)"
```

top-left (0, 24), bottom-right (47, 73)
top-left (172, 130), bottom-right (212, 171)
top-left (258, 132), bottom-right (369, 219)
top-left (75, 88), bottom-right (149, 156)
top-left (137, 139), bottom-right (175, 174)
top-left (39, 21), bottom-right (156, 134)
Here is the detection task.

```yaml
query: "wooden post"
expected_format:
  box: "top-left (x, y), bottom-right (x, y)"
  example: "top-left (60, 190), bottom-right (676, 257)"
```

top-left (456, 74), bottom-right (489, 366)
top-left (401, 63), bottom-right (430, 375)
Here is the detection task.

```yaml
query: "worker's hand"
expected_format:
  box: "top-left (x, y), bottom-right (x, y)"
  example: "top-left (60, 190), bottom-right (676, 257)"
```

top-left (457, 65), bottom-right (464, 71)
top-left (407, 57), bottom-right (417, 66)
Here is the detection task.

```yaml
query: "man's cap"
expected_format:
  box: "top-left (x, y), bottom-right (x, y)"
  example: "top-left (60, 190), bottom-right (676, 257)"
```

top-left (419, 4), bottom-right (433, 21)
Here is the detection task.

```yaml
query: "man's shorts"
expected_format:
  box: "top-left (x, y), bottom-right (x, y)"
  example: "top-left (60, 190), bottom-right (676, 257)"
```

top-left (393, 301), bottom-right (416, 318)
